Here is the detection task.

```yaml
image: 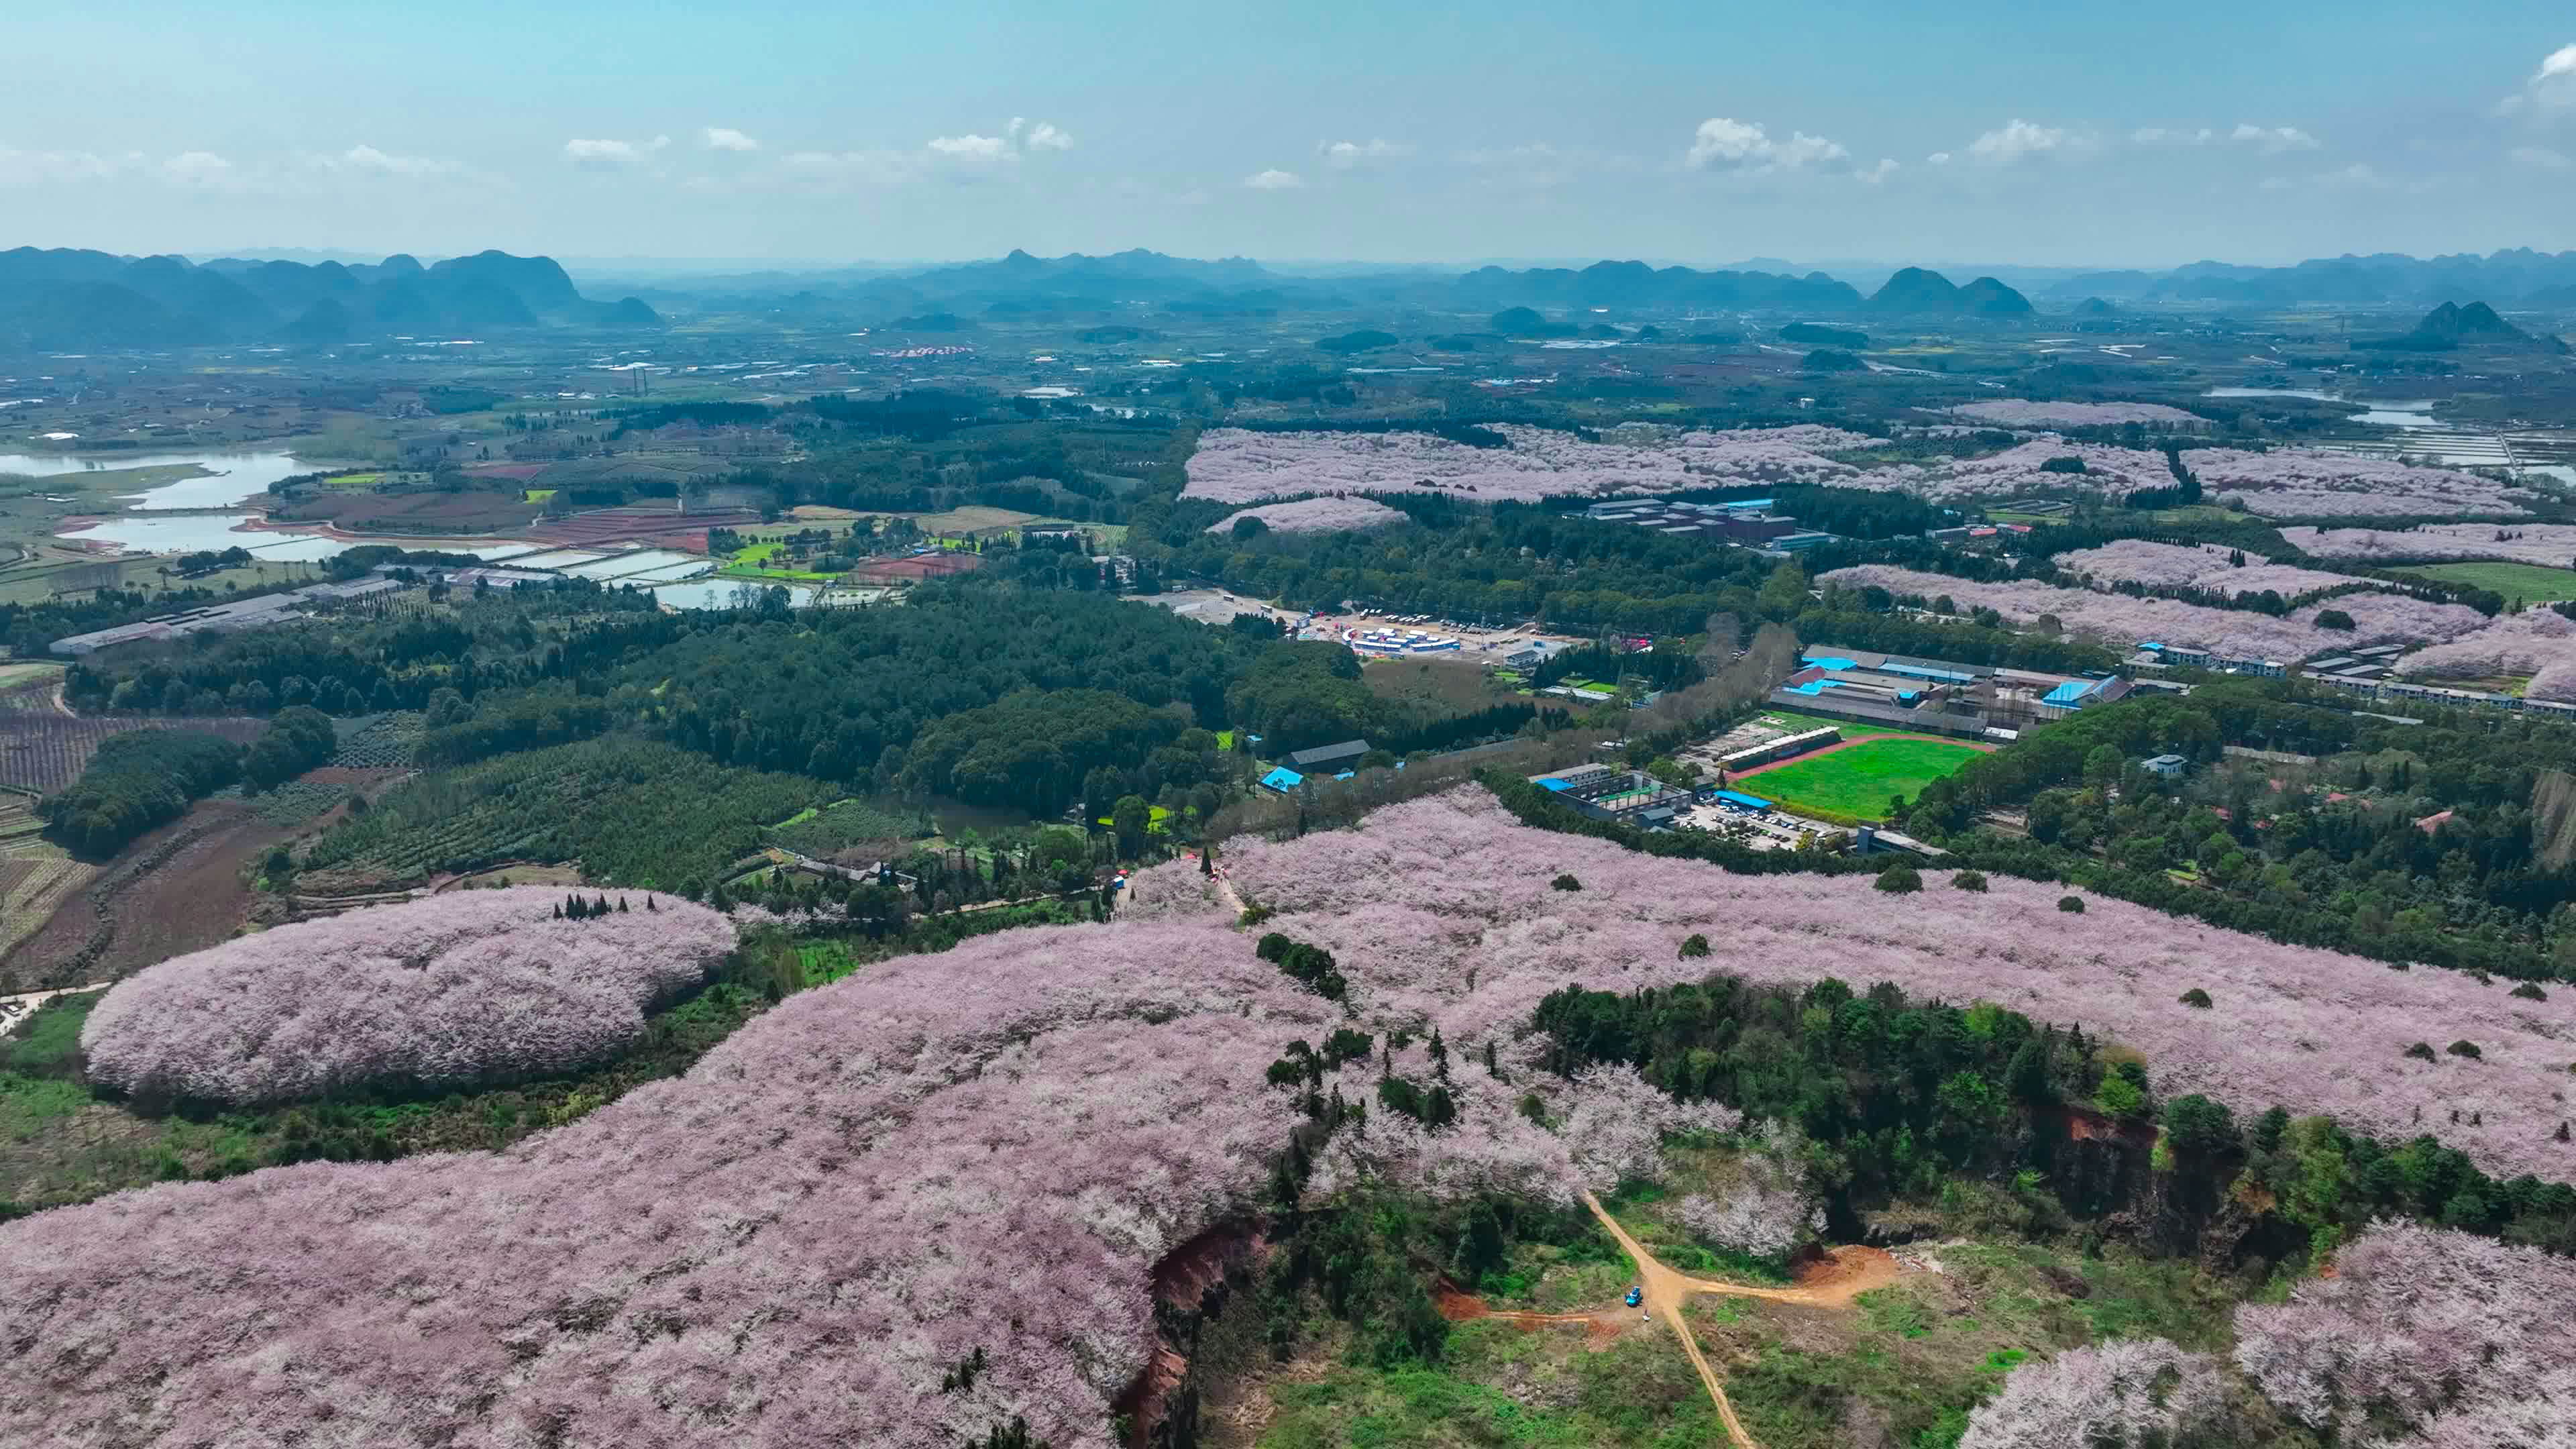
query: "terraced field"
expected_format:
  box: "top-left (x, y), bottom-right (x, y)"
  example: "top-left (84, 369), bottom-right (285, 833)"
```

top-left (299, 737), bottom-right (826, 890)
top-left (0, 794), bottom-right (93, 964)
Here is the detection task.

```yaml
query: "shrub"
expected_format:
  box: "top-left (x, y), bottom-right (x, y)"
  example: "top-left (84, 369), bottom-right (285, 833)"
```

top-left (1874, 863), bottom-right (1923, 894)
top-left (2510, 981), bottom-right (2547, 1002)
top-left (1550, 873), bottom-right (1582, 892)
top-left (1951, 868), bottom-right (1988, 892)
top-left (80, 888), bottom-right (737, 1106)
top-left (2179, 988), bottom-right (2212, 1009)
top-left (2058, 894), bottom-right (2086, 913)
top-left (2447, 1040), bottom-right (2482, 1060)
top-left (2405, 1042), bottom-right (2438, 1061)
top-left (1679, 933), bottom-right (1711, 958)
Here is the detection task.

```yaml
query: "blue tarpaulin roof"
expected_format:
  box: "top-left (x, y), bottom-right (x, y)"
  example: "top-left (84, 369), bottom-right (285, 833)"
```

top-left (1536, 777), bottom-right (1572, 791)
top-left (1801, 653), bottom-right (1858, 671)
top-left (1714, 790), bottom-right (1773, 809)
top-left (2042, 680), bottom-right (2094, 705)
top-left (1260, 767), bottom-right (1304, 791)
top-left (1782, 680), bottom-right (1843, 696)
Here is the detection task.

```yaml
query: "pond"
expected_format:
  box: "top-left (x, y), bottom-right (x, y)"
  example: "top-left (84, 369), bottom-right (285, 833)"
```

top-left (0, 448), bottom-right (339, 509)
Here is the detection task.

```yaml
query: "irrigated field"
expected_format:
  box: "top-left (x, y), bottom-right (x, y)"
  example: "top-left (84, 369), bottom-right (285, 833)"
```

top-left (1730, 735), bottom-right (1987, 820)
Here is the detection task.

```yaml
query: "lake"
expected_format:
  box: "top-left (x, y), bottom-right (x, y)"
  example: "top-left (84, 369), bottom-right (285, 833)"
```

top-left (0, 447), bottom-right (336, 509)
top-left (58, 513), bottom-right (539, 561)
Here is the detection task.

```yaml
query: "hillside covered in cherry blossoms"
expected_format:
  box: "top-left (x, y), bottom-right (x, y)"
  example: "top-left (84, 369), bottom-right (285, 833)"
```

top-left (1178, 421), bottom-right (2539, 520)
top-left (5, 784), bottom-right (2571, 1449)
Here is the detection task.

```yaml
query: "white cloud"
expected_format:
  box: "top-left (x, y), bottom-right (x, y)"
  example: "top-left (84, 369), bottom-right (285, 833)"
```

top-left (2498, 42), bottom-right (2576, 118)
top-left (1856, 157), bottom-right (1899, 184)
top-left (563, 136), bottom-right (669, 169)
top-left (2230, 123), bottom-right (2319, 153)
top-left (1684, 117), bottom-right (1848, 173)
top-left (926, 121), bottom-right (1071, 162)
top-left (1927, 151), bottom-right (1952, 166)
top-left (329, 144), bottom-right (462, 177)
top-left (2511, 144), bottom-right (2572, 170)
top-left (702, 127), bottom-right (760, 152)
top-left (0, 144), bottom-right (121, 186)
top-left (2133, 123), bottom-right (2318, 154)
top-left (1966, 118), bottom-right (2079, 163)
top-left (1319, 138), bottom-right (1412, 168)
top-left (927, 133), bottom-right (1010, 158)
top-left (161, 151), bottom-right (235, 187)
top-left (1244, 168), bottom-right (1305, 190)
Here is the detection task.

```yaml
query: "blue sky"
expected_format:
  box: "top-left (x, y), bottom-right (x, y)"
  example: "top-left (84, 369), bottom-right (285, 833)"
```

top-left (5, 1), bottom-right (2573, 266)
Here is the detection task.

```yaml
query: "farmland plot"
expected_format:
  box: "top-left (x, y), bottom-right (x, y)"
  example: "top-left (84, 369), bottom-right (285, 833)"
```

top-left (0, 714), bottom-right (266, 795)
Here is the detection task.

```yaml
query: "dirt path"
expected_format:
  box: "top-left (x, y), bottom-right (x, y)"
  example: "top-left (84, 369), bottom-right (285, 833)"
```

top-left (1580, 1190), bottom-right (1900, 1449)
top-left (1723, 731), bottom-right (1997, 786)
top-left (0, 983), bottom-right (105, 1038)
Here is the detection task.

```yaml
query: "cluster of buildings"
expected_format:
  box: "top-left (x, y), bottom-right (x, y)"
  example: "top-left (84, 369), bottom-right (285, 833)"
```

top-left (1524, 762), bottom-right (1693, 826)
top-left (1768, 645), bottom-right (2136, 739)
top-left (1257, 738), bottom-right (1381, 792)
top-left (48, 578), bottom-right (402, 657)
top-left (1581, 498), bottom-right (1835, 555)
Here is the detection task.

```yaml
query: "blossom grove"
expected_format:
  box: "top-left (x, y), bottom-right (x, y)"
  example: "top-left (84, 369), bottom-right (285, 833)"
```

top-left (1179, 424), bottom-right (1872, 504)
top-left (1222, 788), bottom-right (2576, 1181)
top-left (1817, 564), bottom-right (2488, 660)
top-left (1204, 496), bottom-right (1411, 534)
top-left (2232, 1219), bottom-right (2576, 1444)
top-left (80, 888), bottom-right (739, 1105)
top-left (9, 788), bottom-right (2576, 1444)
top-left (1, 922), bottom-right (1327, 1449)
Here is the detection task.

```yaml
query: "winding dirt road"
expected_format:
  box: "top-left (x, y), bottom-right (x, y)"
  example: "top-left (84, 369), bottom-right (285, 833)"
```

top-left (1580, 1190), bottom-right (1898, 1449)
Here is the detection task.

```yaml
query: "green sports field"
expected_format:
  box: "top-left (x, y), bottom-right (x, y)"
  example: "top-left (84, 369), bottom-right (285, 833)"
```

top-left (2393, 561), bottom-right (2576, 607)
top-left (1738, 737), bottom-right (1986, 821)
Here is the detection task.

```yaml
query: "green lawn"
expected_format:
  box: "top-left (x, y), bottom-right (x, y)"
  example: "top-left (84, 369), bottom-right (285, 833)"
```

top-left (1742, 737), bottom-right (1986, 821)
top-left (2394, 561), bottom-right (2576, 606)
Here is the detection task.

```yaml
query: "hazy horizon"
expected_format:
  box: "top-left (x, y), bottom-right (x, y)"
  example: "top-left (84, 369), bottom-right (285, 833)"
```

top-left (7, 1), bottom-right (2573, 266)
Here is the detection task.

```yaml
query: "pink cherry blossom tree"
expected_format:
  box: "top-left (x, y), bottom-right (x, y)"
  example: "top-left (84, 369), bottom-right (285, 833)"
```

top-left (80, 888), bottom-right (738, 1105)
top-left (2233, 1219), bottom-right (2576, 1443)
top-left (1960, 1338), bottom-right (2224, 1449)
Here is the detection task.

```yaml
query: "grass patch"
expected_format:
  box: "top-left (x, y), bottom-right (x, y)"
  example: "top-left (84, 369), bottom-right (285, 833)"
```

top-left (1256, 1330), bottom-right (1719, 1449)
top-left (522, 488), bottom-right (556, 503)
top-left (2394, 560), bottom-right (2576, 606)
top-left (1744, 737), bottom-right (1984, 821)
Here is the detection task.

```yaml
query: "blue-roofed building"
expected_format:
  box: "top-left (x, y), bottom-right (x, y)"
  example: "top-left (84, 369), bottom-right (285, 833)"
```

top-left (1259, 766), bottom-right (1305, 793)
top-left (1713, 790), bottom-right (1773, 811)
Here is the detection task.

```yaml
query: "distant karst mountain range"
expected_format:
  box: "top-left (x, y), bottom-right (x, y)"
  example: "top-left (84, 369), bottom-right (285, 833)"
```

top-left (9, 241), bottom-right (2576, 352)
top-left (0, 248), bottom-right (661, 350)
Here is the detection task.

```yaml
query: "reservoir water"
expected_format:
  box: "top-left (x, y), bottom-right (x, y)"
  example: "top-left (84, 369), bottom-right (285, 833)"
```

top-left (0, 448), bottom-right (331, 508)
